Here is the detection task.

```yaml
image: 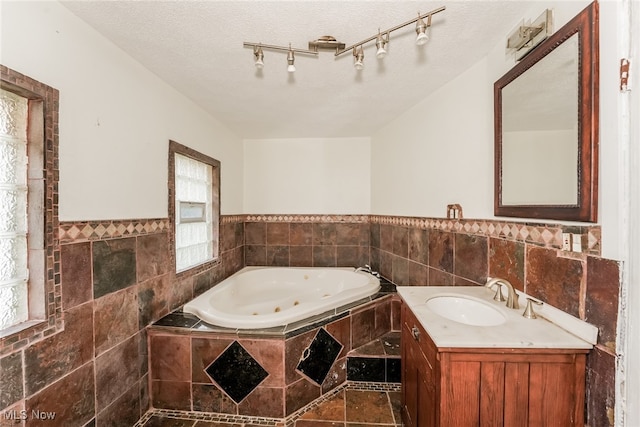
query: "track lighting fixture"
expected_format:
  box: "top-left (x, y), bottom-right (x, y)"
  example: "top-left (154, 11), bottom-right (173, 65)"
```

top-left (375, 30), bottom-right (389, 59)
top-left (353, 46), bottom-right (365, 70)
top-left (243, 5), bottom-right (444, 74)
top-left (253, 45), bottom-right (264, 69)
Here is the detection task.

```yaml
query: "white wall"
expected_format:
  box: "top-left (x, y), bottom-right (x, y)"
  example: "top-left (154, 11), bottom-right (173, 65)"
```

top-left (370, 0), bottom-right (627, 260)
top-left (243, 137), bottom-right (370, 214)
top-left (0, 1), bottom-right (244, 220)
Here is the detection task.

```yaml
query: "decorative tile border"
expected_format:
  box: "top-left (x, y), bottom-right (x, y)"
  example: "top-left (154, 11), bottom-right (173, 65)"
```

top-left (58, 218), bottom-right (170, 243)
top-left (58, 214), bottom-right (601, 255)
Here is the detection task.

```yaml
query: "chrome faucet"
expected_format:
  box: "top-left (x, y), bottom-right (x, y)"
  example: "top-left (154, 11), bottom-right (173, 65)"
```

top-left (485, 277), bottom-right (520, 309)
top-left (355, 264), bottom-right (381, 278)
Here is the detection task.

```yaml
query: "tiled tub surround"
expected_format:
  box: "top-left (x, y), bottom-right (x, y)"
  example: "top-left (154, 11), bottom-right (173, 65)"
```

top-left (0, 213), bottom-right (619, 427)
top-left (0, 217), bottom-right (244, 426)
top-left (148, 288), bottom-right (400, 421)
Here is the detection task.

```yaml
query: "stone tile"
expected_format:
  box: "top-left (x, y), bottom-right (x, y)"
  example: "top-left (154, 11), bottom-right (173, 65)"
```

top-left (286, 378), bottom-right (321, 415)
top-left (345, 390), bottom-right (394, 424)
top-left (586, 347), bottom-right (616, 427)
top-left (378, 251), bottom-right (392, 281)
top-left (380, 224), bottom-right (394, 253)
top-left (313, 246), bottom-right (336, 267)
top-left (285, 330), bottom-right (316, 384)
top-left (428, 267), bottom-right (453, 286)
top-left (454, 234), bottom-right (488, 283)
top-left (321, 357), bottom-right (347, 394)
top-left (290, 246), bottom-right (313, 267)
top-left (150, 334), bottom-right (191, 382)
top-left (137, 232), bottom-right (169, 283)
top-left (267, 245), bottom-right (290, 266)
top-left (586, 257), bottom-right (620, 351)
top-left (192, 383), bottom-right (227, 413)
top-left (94, 287), bottom-right (138, 356)
top-left (370, 223), bottom-right (381, 250)
top-left (428, 231), bottom-right (453, 273)
top-left (220, 222), bottom-right (243, 252)
top-left (351, 308), bottom-right (374, 349)
top-left (391, 226), bottom-right (408, 258)
top-left (60, 242), bottom-right (92, 310)
top-left (312, 224), bottom-right (337, 246)
top-left (96, 380), bottom-right (140, 427)
top-left (408, 261), bottom-right (428, 286)
top-left (336, 223), bottom-right (368, 246)
top-left (336, 246), bottom-right (366, 268)
top-left (325, 317), bottom-right (351, 357)
top-left (192, 337), bottom-right (235, 384)
top-left (391, 256), bottom-right (409, 286)
top-left (296, 329), bottom-right (342, 386)
top-left (205, 341), bottom-right (268, 403)
top-left (245, 222), bottom-right (266, 245)
top-left (408, 228), bottom-right (429, 265)
top-left (24, 303), bottom-right (93, 396)
top-left (298, 389), bottom-right (345, 421)
top-left (0, 401), bottom-right (25, 427)
top-left (242, 338), bottom-right (285, 387)
top-left (238, 386), bottom-right (284, 418)
top-left (0, 352), bottom-right (23, 410)
top-left (374, 299), bottom-right (392, 337)
top-left (489, 238), bottom-right (525, 291)
top-left (526, 246), bottom-right (583, 317)
top-left (245, 245), bottom-right (267, 266)
top-left (95, 333), bottom-right (140, 411)
top-left (170, 276), bottom-right (194, 310)
top-left (151, 380), bottom-right (191, 411)
top-left (25, 362), bottom-right (95, 427)
top-left (139, 274), bottom-right (172, 328)
top-left (92, 237), bottom-right (137, 298)
top-left (267, 223), bottom-right (290, 245)
top-left (291, 223), bottom-right (313, 246)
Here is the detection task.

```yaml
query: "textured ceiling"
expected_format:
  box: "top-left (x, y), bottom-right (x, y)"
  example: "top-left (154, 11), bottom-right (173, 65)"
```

top-left (61, 1), bottom-right (537, 139)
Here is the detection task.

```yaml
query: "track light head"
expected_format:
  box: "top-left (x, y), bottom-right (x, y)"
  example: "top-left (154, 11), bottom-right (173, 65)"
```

top-left (254, 45), bottom-right (264, 69)
top-left (415, 14), bottom-right (431, 46)
top-left (287, 46), bottom-right (296, 73)
top-left (353, 46), bottom-right (364, 70)
top-left (375, 30), bottom-right (388, 59)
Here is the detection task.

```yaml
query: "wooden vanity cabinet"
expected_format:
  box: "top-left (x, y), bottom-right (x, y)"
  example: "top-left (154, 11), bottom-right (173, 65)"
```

top-left (401, 302), bottom-right (588, 427)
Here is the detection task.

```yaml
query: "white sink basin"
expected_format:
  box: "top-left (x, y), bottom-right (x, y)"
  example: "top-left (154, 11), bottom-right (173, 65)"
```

top-left (425, 295), bottom-right (507, 326)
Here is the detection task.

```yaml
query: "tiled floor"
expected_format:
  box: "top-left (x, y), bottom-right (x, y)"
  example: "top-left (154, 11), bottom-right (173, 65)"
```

top-left (140, 383), bottom-right (402, 427)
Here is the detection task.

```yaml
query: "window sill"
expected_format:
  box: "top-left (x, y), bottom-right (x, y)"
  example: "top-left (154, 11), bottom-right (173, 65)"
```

top-left (0, 319), bottom-right (46, 340)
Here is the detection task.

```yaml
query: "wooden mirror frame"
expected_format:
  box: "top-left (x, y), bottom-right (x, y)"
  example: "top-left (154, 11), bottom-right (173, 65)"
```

top-left (494, 1), bottom-right (599, 222)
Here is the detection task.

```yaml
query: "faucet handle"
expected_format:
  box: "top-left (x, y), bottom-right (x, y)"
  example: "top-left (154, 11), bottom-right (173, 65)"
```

top-left (492, 285), bottom-right (506, 302)
top-left (523, 297), bottom-right (543, 319)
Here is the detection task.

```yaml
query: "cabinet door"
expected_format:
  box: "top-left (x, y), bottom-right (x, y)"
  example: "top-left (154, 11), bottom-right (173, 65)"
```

top-left (402, 324), bottom-right (419, 427)
top-left (417, 353), bottom-right (436, 427)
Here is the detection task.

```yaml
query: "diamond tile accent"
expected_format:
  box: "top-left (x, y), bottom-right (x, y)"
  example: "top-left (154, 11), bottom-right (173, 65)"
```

top-left (296, 328), bottom-right (343, 385)
top-left (205, 341), bottom-right (268, 403)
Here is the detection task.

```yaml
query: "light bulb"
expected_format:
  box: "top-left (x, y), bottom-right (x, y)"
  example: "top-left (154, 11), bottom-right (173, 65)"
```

top-left (254, 46), bottom-right (264, 69)
top-left (286, 47), bottom-right (295, 73)
top-left (287, 64), bottom-right (296, 73)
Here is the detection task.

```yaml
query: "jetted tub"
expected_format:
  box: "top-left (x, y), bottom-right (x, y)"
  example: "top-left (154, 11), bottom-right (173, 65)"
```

top-left (183, 266), bottom-right (381, 329)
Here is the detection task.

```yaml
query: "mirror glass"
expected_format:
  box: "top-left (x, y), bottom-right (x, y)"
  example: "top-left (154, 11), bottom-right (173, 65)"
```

top-left (494, 2), bottom-right (598, 222)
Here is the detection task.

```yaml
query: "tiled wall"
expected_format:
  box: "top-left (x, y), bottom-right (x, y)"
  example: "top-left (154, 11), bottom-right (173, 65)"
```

top-left (241, 214), bottom-right (618, 427)
top-left (0, 217), bottom-right (244, 426)
top-left (0, 213), bottom-right (619, 426)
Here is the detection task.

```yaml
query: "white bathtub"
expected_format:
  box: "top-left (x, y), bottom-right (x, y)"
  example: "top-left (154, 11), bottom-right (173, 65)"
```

top-left (183, 266), bottom-right (381, 329)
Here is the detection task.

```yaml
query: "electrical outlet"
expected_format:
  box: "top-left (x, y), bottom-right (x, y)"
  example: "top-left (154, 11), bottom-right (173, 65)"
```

top-left (562, 233), bottom-right (572, 251)
top-left (572, 233), bottom-right (583, 252)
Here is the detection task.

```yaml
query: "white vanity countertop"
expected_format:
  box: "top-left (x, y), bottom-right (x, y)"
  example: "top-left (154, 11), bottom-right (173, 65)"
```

top-left (397, 286), bottom-right (596, 350)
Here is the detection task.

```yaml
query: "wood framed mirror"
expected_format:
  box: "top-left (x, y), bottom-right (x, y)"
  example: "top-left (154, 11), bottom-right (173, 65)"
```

top-left (494, 1), bottom-right (599, 222)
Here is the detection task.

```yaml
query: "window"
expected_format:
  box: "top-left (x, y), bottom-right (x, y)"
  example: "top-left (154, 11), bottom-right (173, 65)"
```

top-left (169, 141), bottom-right (220, 273)
top-left (0, 65), bottom-right (57, 340)
top-left (0, 88), bottom-right (29, 329)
